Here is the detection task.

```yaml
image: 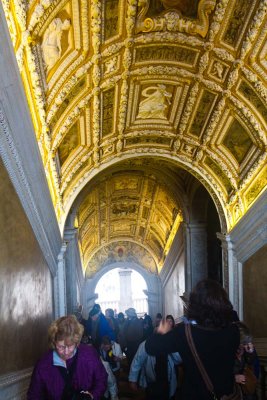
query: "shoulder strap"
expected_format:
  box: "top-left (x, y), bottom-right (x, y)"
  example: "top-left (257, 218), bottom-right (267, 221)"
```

top-left (185, 324), bottom-right (215, 395)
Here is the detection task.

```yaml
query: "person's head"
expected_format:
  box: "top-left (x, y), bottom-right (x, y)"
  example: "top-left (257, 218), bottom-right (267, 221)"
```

top-left (235, 321), bottom-right (253, 353)
top-left (125, 307), bottom-right (137, 319)
top-left (117, 312), bottom-right (125, 322)
top-left (166, 314), bottom-right (175, 329)
top-left (143, 314), bottom-right (153, 327)
top-left (105, 308), bottom-right (114, 319)
top-left (48, 315), bottom-right (84, 361)
top-left (187, 279), bottom-right (233, 328)
top-left (89, 304), bottom-right (101, 320)
top-left (101, 335), bottom-right (112, 352)
top-left (155, 313), bottom-right (162, 327)
top-left (235, 321), bottom-right (252, 343)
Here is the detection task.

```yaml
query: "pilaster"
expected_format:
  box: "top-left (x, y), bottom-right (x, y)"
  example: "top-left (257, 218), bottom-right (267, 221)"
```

top-left (119, 269), bottom-right (133, 311)
top-left (144, 288), bottom-right (162, 318)
top-left (64, 228), bottom-right (84, 313)
top-left (54, 242), bottom-right (68, 318)
top-left (217, 233), bottom-right (240, 312)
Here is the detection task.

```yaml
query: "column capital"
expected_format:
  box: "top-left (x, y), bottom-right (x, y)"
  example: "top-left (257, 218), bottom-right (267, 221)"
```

top-left (217, 232), bottom-right (235, 251)
top-left (64, 228), bottom-right (78, 241)
top-left (184, 222), bottom-right (207, 230)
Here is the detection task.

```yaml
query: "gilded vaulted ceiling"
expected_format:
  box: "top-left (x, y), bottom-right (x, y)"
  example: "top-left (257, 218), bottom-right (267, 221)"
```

top-left (3, 0), bottom-right (267, 274)
top-left (77, 164), bottom-right (184, 276)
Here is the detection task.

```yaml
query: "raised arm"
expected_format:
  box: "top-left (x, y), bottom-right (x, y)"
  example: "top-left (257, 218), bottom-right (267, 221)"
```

top-left (145, 322), bottom-right (180, 356)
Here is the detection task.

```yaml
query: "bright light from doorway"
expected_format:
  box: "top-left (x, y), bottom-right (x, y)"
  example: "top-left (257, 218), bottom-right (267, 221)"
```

top-left (95, 268), bottom-right (148, 316)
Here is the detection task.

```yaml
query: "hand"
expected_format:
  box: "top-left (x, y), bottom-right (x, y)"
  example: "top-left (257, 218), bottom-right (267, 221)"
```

top-left (156, 319), bottom-right (172, 335)
top-left (129, 382), bottom-right (138, 391)
top-left (235, 374), bottom-right (246, 384)
top-left (80, 390), bottom-right (94, 399)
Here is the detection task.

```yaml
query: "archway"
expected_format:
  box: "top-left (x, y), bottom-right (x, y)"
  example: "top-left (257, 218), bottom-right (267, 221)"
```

top-left (63, 156), bottom-right (224, 316)
top-left (95, 267), bottom-right (148, 316)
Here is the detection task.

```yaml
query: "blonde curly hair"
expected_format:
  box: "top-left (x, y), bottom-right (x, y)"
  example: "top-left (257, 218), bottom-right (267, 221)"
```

top-left (48, 315), bottom-right (84, 349)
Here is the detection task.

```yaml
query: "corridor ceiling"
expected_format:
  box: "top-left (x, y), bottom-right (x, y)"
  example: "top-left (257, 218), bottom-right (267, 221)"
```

top-left (74, 158), bottom-right (187, 275)
top-left (3, 0), bottom-right (267, 274)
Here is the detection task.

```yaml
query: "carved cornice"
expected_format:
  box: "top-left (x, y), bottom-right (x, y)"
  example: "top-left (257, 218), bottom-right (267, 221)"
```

top-left (229, 190), bottom-right (267, 263)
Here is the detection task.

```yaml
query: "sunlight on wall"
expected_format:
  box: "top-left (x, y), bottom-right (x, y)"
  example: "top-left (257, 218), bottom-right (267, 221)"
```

top-left (95, 268), bottom-right (148, 315)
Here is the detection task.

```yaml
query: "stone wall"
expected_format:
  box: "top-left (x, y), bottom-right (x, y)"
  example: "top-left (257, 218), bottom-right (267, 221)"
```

top-left (161, 227), bottom-right (185, 320)
top-left (163, 251), bottom-right (185, 320)
top-left (243, 244), bottom-right (267, 337)
top-left (0, 158), bottom-right (53, 375)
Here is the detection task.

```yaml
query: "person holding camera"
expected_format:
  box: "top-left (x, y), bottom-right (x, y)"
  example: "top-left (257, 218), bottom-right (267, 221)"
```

top-left (27, 315), bottom-right (107, 400)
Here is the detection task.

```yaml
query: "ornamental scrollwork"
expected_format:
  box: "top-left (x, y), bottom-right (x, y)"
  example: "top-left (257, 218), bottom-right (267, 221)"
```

top-left (136, 0), bottom-right (216, 38)
top-left (208, 0), bottom-right (229, 42)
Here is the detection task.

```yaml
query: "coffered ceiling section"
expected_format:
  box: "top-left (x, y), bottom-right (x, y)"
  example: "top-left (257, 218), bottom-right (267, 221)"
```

top-left (3, 0), bottom-right (267, 232)
top-left (77, 168), bottom-right (183, 276)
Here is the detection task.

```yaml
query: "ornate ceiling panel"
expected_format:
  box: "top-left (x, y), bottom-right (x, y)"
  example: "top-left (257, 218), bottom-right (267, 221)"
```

top-left (76, 164), bottom-right (183, 275)
top-left (3, 0), bottom-right (267, 273)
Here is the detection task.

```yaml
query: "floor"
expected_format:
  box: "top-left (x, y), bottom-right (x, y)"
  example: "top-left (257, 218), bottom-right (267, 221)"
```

top-left (117, 359), bottom-right (146, 400)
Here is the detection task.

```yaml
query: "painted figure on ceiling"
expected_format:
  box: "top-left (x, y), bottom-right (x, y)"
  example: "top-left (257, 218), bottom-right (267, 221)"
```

top-left (137, 84), bottom-right (172, 119)
top-left (42, 17), bottom-right (70, 71)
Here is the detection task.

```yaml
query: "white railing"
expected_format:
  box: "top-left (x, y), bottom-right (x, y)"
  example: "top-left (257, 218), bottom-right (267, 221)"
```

top-left (133, 297), bottom-right (148, 315)
top-left (98, 297), bottom-right (148, 316)
top-left (98, 300), bottom-right (120, 313)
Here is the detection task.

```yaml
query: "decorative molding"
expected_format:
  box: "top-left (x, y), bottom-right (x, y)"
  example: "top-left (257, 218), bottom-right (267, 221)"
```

top-left (228, 190), bottom-right (267, 263)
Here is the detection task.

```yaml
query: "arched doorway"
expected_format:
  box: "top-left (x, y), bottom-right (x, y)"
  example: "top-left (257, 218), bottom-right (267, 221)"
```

top-left (95, 267), bottom-right (148, 316)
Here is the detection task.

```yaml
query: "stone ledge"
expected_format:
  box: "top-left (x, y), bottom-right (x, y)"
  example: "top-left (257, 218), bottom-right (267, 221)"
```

top-left (0, 368), bottom-right (32, 400)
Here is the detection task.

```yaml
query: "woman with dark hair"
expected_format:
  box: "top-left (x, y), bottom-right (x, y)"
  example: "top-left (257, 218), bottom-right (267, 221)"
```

top-left (166, 315), bottom-right (175, 329)
top-left (145, 279), bottom-right (240, 400)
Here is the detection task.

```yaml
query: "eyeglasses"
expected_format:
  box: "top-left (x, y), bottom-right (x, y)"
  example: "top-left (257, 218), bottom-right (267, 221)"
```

top-left (56, 343), bottom-right (76, 352)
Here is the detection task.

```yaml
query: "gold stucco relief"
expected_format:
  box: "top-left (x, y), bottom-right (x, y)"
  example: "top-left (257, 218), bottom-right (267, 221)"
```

top-left (137, 84), bottom-right (172, 119)
top-left (41, 17), bottom-right (71, 71)
top-left (136, 0), bottom-right (216, 37)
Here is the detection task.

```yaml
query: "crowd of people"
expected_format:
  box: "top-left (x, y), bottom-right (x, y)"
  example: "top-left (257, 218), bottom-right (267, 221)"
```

top-left (27, 279), bottom-right (259, 400)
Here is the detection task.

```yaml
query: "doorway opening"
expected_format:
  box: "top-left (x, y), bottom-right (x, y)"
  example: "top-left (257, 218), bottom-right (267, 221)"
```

top-left (95, 268), bottom-right (148, 316)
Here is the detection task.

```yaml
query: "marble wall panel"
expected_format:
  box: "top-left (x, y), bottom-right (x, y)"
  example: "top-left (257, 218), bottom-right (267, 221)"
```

top-left (0, 158), bottom-right (53, 375)
top-left (243, 244), bottom-right (267, 337)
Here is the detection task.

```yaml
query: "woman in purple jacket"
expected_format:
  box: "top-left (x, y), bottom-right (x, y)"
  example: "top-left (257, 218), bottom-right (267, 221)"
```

top-left (27, 315), bottom-right (107, 400)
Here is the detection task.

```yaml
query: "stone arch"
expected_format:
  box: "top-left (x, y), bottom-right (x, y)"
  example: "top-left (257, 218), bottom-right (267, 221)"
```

top-left (62, 153), bottom-right (228, 234)
top-left (63, 154), bottom-right (227, 312)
